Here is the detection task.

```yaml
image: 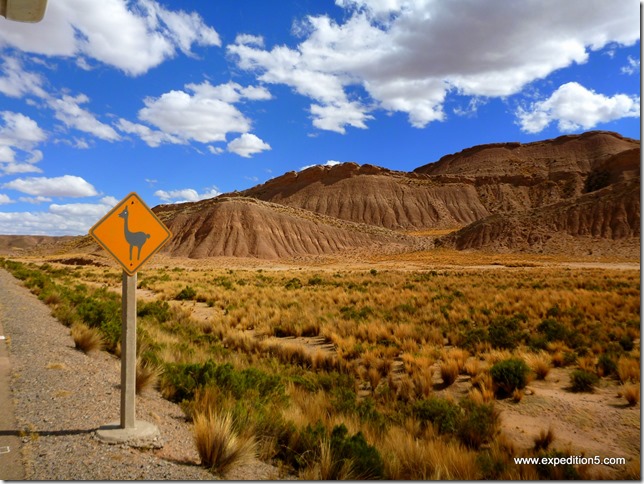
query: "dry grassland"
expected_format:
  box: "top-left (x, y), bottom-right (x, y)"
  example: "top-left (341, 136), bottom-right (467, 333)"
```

top-left (2, 251), bottom-right (640, 479)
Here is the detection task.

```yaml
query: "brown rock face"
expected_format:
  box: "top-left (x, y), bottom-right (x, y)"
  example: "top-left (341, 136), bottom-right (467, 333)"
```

top-left (154, 197), bottom-right (429, 259)
top-left (237, 163), bottom-right (488, 230)
top-left (146, 130), bottom-right (639, 259)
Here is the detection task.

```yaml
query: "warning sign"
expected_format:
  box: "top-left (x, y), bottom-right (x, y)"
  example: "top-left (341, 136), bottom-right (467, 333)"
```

top-left (89, 192), bottom-right (171, 275)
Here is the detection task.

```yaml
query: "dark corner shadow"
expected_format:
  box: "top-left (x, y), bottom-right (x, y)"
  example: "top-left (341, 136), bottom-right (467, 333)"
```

top-left (0, 428), bottom-right (96, 437)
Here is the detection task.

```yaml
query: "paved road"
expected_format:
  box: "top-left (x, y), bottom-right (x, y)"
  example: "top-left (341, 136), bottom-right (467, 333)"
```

top-left (0, 295), bottom-right (25, 480)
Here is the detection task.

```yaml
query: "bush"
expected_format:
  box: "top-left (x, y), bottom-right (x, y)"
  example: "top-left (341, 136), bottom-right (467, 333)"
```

top-left (597, 354), bottom-right (617, 377)
top-left (413, 397), bottom-right (461, 435)
top-left (537, 318), bottom-right (568, 342)
top-left (569, 369), bottom-right (598, 392)
top-left (488, 316), bottom-right (521, 349)
top-left (457, 398), bottom-right (499, 449)
top-left (175, 285), bottom-right (197, 301)
top-left (490, 358), bottom-right (529, 398)
top-left (329, 424), bottom-right (384, 479)
top-left (285, 278), bottom-right (302, 290)
top-left (161, 360), bottom-right (285, 404)
top-left (138, 300), bottom-right (171, 323)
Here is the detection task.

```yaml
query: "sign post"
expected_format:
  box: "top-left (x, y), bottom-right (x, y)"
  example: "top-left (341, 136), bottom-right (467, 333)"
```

top-left (89, 192), bottom-right (171, 445)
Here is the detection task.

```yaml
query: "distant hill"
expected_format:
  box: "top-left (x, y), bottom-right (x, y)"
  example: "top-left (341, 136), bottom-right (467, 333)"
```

top-left (234, 163), bottom-right (487, 230)
top-left (3, 131), bottom-right (638, 260)
top-left (153, 196), bottom-right (430, 259)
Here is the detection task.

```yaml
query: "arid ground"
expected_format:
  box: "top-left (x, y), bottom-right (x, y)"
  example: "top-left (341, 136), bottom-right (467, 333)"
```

top-left (0, 247), bottom-right (639, 480)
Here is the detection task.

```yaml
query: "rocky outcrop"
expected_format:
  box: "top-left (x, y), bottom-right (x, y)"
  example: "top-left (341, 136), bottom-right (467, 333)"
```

top-left (438, 179), bottom-right (640, 256)
top-left (154, 196), bottom-right (430, 259)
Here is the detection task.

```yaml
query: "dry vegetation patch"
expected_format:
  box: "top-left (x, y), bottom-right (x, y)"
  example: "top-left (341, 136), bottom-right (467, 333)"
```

top-left (1, 256), bottom-right (639, 479)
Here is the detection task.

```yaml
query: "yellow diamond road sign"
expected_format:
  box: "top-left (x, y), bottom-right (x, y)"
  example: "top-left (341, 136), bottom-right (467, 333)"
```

top-left (89, 192), bottom-right (171, 275)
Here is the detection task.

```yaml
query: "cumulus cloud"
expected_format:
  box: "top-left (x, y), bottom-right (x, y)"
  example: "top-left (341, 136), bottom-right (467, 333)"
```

top-left (228, 0), bottom-right (638, 132)
top-left (3, 175), bottom-right (98, 198)
top-left (136, 81), bottom-right (271, 145)
top-left (0, 193), bottom-right (13, 204)
top-left (154, 186), bottom-right (220, 203)
top-left (0, 111), bottom-right (47, 174)
top-left (0, 0), bottom-right (220, 76)
top-left (516, 82), bottom-right (640, 133)
top-left (49, 94), bottom-right (121, 141)
top-left (227, 133), bottom-right (271, 158)
top-left (0, 196), bottom-right (118, 235)
top-left (116, 118), bottom-right (183, 147)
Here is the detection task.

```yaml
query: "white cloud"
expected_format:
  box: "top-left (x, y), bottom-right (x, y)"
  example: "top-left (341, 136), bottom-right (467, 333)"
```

top-left (516, 82), bottom-right (640, 133)
top-left (136, 81), bottom-right (270, 144)
top-left (116, 118), bottom-right (183, 147)
top-left (229, 0), bottom-right (638, 132)
top-left (154, 186), bottom-right (220, 203)
top-left (234, 34), bottom-right (265, 47)
top-left (227, 133), bottom-right (271, 158)
top-left (0, 196), bottom-right (118, 235)
top-left (0, 56), bottom-right (47, 99)
top-left (0, 111), bottom-right (46, 174)
top-left (3, 175), bottom-right (98, 198)
top-left (300, 160), bottom-right (342, 171)
top-left (208, 146), bottom-right (224, 155)
top-left (49, 94), bottom-right (121, 141)
top-left (19, 196), bottom-right (52, 204)
top-left (0, 193), bottom-right (13, 204)
top-left (621, 55), bottom-right (640, 75)
top-left (0, 0), bottom-right (220, 76)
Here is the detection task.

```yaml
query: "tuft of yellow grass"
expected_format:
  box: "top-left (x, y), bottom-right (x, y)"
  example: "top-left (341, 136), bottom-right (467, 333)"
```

top-left (523, 351), bottom-right (551, 380)
top-left (440, 359), bottom-right (459, 387)
top-left (193, 410), bottom-right (256, 475)
top-left (381, 426), bottom-right (480, 480)
top-left (136, 357), bottom-right (162, 395)
top-left (619, 383), bottom-right (640, 406)
top-left (70, 323), bottom-right (103, 354)
top-left (617, 357), bottom-right (640, 384)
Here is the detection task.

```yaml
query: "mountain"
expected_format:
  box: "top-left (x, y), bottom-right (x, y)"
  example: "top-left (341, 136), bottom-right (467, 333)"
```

top-left (153, 130), bottom-right (639, 259)
top-left (153, 196), bottom-right (430, 259)
top-left (15, 130), bottom-right (636, 261)
top-left (234, 163), bottom-right (487, 230)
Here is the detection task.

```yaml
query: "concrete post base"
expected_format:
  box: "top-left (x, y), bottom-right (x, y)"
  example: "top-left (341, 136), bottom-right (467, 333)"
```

top-left (96, 420), bottom-right (162, 448)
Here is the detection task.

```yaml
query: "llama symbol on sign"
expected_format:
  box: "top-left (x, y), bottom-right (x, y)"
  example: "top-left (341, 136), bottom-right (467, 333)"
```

top-left (118, 205), bottom-right (151, 262)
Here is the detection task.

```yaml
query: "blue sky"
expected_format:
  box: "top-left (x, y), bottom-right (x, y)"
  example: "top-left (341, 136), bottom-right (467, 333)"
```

top-left (0, 0), bottom-right (640, 235)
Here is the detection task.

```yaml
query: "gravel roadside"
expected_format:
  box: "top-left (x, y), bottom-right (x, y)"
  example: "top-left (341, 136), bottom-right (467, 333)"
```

top-left (0, 268), bottom-right (279, 480)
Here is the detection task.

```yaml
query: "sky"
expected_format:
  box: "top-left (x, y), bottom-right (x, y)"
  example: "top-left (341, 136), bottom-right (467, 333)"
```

top-left (0, 0), bottom-right (640, 235)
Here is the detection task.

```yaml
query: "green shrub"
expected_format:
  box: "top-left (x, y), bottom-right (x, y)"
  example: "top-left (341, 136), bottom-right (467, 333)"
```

top-left (457, 398), bottom-right (499, 449)
top-left (138, 300), bottom-right (171, 322)
top-left (488, 316), bottom-right (521, 349)
top-left (569, 369), bottom-right (598, 392)
top-left (175, 285), bottom-right (197, 301)
top-left (413, 396), bottom-right (461, 435)
top-left (285, 278), bottom-right (302, 290)
top-left (161, 360), bottom-right (285, 404)
top-left (537, 318), bottom-right (568, 342)
top-left (490, 358), bottom-right (529, 397)
top-left (597, 354), bottom-right (617, 377)
top-left (461, 327), bottom-right (488, 350)
top-left (329, 424), bottom-right (384, 479)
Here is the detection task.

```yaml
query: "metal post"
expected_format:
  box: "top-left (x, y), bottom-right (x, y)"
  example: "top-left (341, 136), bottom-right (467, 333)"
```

top-left (121, 271), bottom-right (137, 429)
